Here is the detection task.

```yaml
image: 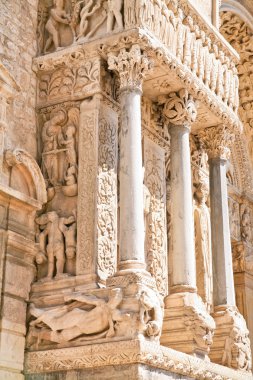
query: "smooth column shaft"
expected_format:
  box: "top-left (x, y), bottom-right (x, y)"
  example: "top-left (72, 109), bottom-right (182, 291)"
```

top-left (209, 158), bottom-right (235, 306)
top-left (170, 125), bottom-right (196, 288)
top-left (119, 89), bottom-right (145, 265)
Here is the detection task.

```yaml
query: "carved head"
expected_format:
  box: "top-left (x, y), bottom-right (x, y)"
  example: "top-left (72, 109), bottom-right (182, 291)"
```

top-left (50, 109), bottom-right (67, 126)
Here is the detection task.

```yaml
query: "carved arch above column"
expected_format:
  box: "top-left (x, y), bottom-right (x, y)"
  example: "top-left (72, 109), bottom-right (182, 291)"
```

top-left (5, 149), bottom-right (47, 204)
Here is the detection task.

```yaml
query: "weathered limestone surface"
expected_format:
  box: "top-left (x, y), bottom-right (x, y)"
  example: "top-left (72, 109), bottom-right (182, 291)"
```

top-left (1, 0), bottom-right (253, 379)
top-left (0, 0), bottom-right (38, 160)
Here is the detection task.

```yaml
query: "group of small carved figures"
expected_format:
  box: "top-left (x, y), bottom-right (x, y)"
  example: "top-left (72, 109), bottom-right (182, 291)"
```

top-left (43, 0), bottom-right (123, 52)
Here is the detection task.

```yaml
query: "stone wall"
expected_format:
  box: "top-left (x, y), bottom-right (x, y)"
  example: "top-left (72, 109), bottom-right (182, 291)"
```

top-left (0, 0), bottom-right (38, 159)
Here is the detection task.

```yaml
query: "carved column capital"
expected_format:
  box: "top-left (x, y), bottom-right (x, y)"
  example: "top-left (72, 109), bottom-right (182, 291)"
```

top-left (107, 44), bottom-right (153, 92)
top-left (198, 125), bottom-right (235, 161)
top-left (160, 89), bottom-right (197, 128)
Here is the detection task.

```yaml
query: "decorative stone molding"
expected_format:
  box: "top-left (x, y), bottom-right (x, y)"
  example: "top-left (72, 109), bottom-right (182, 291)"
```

top-left (24, 338), bottom-right (252, 380)
top-left (198, 125), bottom-right (236, 160)
top-left (108, 44), bottom-right (153, 92)
top-left (4, 149), bottom-right (47, 204)
top-left (160, 89), bottom-right (197, 127)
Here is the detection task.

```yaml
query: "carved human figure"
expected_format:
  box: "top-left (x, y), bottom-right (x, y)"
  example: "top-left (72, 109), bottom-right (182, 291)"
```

top-left (42, 110), bottom-right (66, 186)
top-left (77, 0), bottom-right (102, 40)
top-left (126, 0), bottom-right (136, 27)
top-left (241, 207), bottom-right (251, 242)
top-left (27, 288), bottom-right (127, 345)
top-left (59, 213), bottom-right (76, 260)
top-left (194, 182), bottom-right (213, 312)
top-left (232, 244), bottom-right (245, 273)
top-left (61, 125), bottom-right (77, 167)
top-left (44, 0), bottom-right (70, 53)
top-left (36, 211), bottom-right (65, 280)
top-left (107, 0), bottom-right (123, 32)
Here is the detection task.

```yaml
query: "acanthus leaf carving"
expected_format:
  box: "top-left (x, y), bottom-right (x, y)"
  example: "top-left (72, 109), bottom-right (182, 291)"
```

top-left (198, 124), bottom-right (236, 161)
top-left (108, 44), bottom-right (153, 91)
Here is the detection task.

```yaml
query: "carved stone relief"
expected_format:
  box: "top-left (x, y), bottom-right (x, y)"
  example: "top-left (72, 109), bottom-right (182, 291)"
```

top-left (76, 97), bottom-right (118, 280)
top-left (97, 107), bottom-right (118, 281)
top-left (190, 135), bottom-right (213, 312)
top-left (35, 104), bottom-right (79, 281)
top-left (240, 204), bottom-right (253, 245)
top-left (39, 106), bottom-right (79, 193)
top-left (27, 288), bottom-right (128, 349)
top-left (37, 0), bottom-right (124, 54)
top-left (228, 197), bottom-right (241, 242)
top-left (220, 12), bottom-right (253, 165)
top-left (143, 136), bottom-right (168, 297)
top-left (26, 278), bottom-right (163, 350)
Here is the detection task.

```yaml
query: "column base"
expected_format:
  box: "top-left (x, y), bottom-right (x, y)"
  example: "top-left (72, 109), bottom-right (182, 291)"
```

top-left (210, 305), bottom-right (252, 372)
top-left (161, 292), bottom-right (215, 359)
top-left (107, 270), bottom-right (163, 340)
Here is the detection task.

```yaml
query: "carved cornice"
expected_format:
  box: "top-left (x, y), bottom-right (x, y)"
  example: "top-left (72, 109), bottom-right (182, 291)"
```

top-left (198, 125), bottom-right (236, 160)
top-left (24, 338), bottom-right (252, 379)
top-left (160, 89), bottom-right (197, 127)
top-left (107, 44), bottom-right (153, 92)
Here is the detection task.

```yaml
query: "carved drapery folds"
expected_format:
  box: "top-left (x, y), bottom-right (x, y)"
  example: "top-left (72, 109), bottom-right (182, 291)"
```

top-left (198, 125), bottom-right (235, 161)
top-left (108, 44), bottom-right (153, 92)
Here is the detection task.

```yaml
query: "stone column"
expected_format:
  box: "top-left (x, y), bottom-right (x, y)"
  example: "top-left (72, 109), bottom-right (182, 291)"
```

top-left (161, 89), bottom-right (215, 359)
top-left (200, 125), bottom-right (252, 371)
top-left (108, 45), bottom-right (152, 272)
top-left (105, 46), bottom-right (164, 342)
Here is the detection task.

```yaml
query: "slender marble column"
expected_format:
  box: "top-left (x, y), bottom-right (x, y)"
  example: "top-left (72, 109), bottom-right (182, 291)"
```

top-left (199, 125), bottom-right (236, 306)
top-left (108, 45), bottom-right (152, 271)
top-left (199, 125), bottom-right (251, 370)
top-left (161, 90), bottom-right (215, 358)
top-left (163, 89), bottom-right (197, 292)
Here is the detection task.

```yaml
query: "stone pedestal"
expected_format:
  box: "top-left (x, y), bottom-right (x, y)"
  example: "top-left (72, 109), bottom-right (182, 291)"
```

top-left (160, 89), bottom-right (214, 358)
top-left (162, 292), bottom-right (215, 359)
top-left (210, 306), bottom-right (252, 372)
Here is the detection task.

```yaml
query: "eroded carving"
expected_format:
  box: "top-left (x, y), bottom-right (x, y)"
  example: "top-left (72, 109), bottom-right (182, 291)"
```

top-left (41, 107), bottom-right (79, 195)
top-left (27, 288), bottom-right (128, 348)
top-left (35, 210), bottom-right (77, 280)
